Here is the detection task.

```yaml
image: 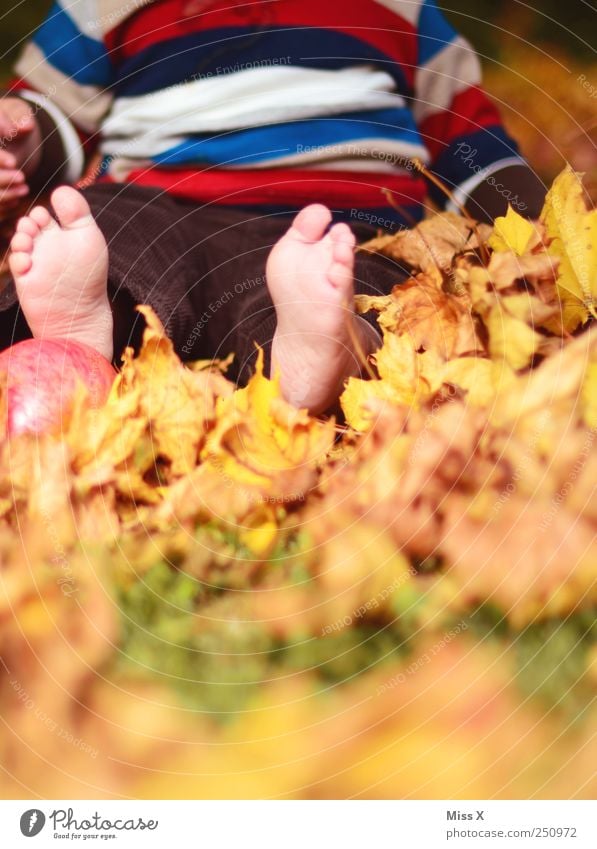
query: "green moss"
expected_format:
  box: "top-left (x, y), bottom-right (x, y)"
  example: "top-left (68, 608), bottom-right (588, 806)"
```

top-left (112, 545), bottom-right (596, 724)
top-left (514, 614), bottom-right (596, 721)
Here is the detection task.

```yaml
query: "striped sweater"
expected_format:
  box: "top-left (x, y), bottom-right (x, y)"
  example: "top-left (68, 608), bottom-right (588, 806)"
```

top-left (11, 0), bottom-right (523, 226)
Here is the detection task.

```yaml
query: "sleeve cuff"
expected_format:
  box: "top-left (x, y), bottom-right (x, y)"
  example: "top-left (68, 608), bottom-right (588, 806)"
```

top-left (18, 89), bottom-right (85, 186)
top-left (445, 156), bottom-right (525, 213)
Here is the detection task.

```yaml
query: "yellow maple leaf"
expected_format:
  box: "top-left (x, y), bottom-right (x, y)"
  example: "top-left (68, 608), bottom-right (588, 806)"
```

top-left (376, 332), bottom-right (445, 395)
top-left (341, 332), bottom-right (445, 430)
top-left (377, 272), bottom-right (480, 358)
top-left (489, 205), bottom-right (536, 255)
top-left (203, 348), bottom-right (335, 500)
top-left (540, 166), bottom-right (597, 331)
top-left (443, 357), bottom-right (516, 406)
top-left (487, 303), bottom-right (542, 370)
top-left (341, 375), bottom-right (407, 431)
top-left (66, 384), bottom-right (146, 483)
top-left (119, 306), bottom-right (232, 476)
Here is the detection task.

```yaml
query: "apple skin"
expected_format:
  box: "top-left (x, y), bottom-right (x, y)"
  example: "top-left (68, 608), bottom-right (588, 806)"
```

top-left (0, 338), bottom-right (116, 437)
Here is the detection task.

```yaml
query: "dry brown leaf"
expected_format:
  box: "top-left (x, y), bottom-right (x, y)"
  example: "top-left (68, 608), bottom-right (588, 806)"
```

top-left (388, 272), bottom-right (482, 357)
top-left (360, 212), bottom-right (491, 278)
top-left (488, 250), bottom-right (559, 292)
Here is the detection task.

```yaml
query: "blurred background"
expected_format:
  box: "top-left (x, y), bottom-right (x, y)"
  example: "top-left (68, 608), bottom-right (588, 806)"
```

top-left (1, 1), bottom-right (596, 195)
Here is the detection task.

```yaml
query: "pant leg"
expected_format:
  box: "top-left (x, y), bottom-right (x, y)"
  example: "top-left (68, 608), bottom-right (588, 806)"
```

top-left (0, 296), bottom-right (32, 350)
top-left (0, 183), bottom-right (409, 383)
top-left (0, 182), bottom-right (203, 359)
top-left (0, 184), bottom-right (289, 365)
top-left (81, 185), bottom-right (294, 371)
top-left (82, 182), bottom-right (211, 364)
top-left (189, 217), bottom-right (410, 385)
top-left (81, 185), bottom-right (410, 381)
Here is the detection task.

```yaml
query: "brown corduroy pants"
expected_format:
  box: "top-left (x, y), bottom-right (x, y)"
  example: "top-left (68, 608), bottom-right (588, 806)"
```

top-left (0, 183), bottom-right (408, 384)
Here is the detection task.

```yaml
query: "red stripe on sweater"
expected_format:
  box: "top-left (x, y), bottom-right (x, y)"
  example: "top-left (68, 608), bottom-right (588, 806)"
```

top-left (6, 77), bottom-right (30, 94)
top-left (105, 0), bottom-right (417, 86)
top-left (101, 166), bottom-right (427, 208)
top-left (418, 86), bottom-right (502, 159)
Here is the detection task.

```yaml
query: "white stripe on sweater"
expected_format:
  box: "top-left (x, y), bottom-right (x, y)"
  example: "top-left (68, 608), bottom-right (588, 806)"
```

top-left (15, 42), bottom-right (113, 133)
top-left (100, 65), bottom-right (403, 159)
top-left (57, 0), bottom-right (104, 42)
top-left (412, 37), bottom-right (481, 125)
top-left (373, 0), bottom-right (422, 27)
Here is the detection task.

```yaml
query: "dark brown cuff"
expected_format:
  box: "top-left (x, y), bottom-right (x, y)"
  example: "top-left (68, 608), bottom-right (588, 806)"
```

top-left (464, 164), bottom-right (546, 223)
top-left (28, 102), bottom-right (71, 194)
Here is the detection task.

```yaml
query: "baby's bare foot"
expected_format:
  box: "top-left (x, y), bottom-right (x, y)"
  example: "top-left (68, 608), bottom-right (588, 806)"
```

top-left (8, 186), bottom-right (113, 360)
top-left (266, 204), bottom-right (379, 414)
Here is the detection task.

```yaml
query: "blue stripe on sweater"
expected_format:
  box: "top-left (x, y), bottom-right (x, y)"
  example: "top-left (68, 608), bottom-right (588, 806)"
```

top-left (113, 26), bottom-right (411, 97)
top-left (151, 108), bottom-right (424, 167)
top-left (418, 0), bottom-right (457, 65)
top-left (33, 2), bottom-right (113, 86)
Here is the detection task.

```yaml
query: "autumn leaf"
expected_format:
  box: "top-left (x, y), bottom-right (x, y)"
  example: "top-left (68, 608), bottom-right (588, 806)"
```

top-left (341, 331), bottom-right (445, 430)
top-left (341, 374), bottom-right (408, 432)
top-left (380, 272), bottom-right (481, 358)
top-left (67, 385), bottom-right (148, 492)
top-left (443, 357), bottom-right (516, 406)
top-left (486, 303), bottom-right (542, 370)
top-left (119, 305), bottom-right (233, 476)
top-left (489, 205), bottom-right (536, 255)
top-left (540, 166), bottom-right (597, 330)
top-left (202, 348), bottom-right (334, 500)
top-left (360, 212), bottom-right (491, 280)
top-left (354, 292), bottom-right (405, 335)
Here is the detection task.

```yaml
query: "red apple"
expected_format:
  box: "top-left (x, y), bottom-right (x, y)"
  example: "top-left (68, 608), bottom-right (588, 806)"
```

top-left (0, 338), bottom-right (116, 437)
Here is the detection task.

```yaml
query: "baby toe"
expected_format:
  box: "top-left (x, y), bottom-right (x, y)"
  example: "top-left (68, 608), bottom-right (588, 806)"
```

top-left (329, 222), bottom-right (356, 246)
top-left (9, 252), bottom-right (33, 276)
top-left (16, 216), bottom-right (40, 237)
top-left (331, 239), bottom-right (354, 267)
top-left (327, 260), bottom-right (353, 290)
top-left (290, 204), bottom-right (333, 243)
top-left (10, 232), bottom-right (33, 254)
top-left (29, 205), bottom-right (56, 230)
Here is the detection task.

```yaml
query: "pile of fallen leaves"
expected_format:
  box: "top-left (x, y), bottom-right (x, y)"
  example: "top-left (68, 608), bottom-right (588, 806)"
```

top-left (0, 167), bottom-right (595, 799)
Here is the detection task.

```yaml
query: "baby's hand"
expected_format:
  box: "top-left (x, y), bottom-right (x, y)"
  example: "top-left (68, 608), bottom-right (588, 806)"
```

top-left (0, 98), bottom-right (42, 218)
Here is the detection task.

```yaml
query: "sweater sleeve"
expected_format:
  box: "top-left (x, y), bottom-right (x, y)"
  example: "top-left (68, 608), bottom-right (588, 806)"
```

top-left (411, 0), bottom-right (524, 209)
top-left (8, 0), bottom-right (115, 185)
